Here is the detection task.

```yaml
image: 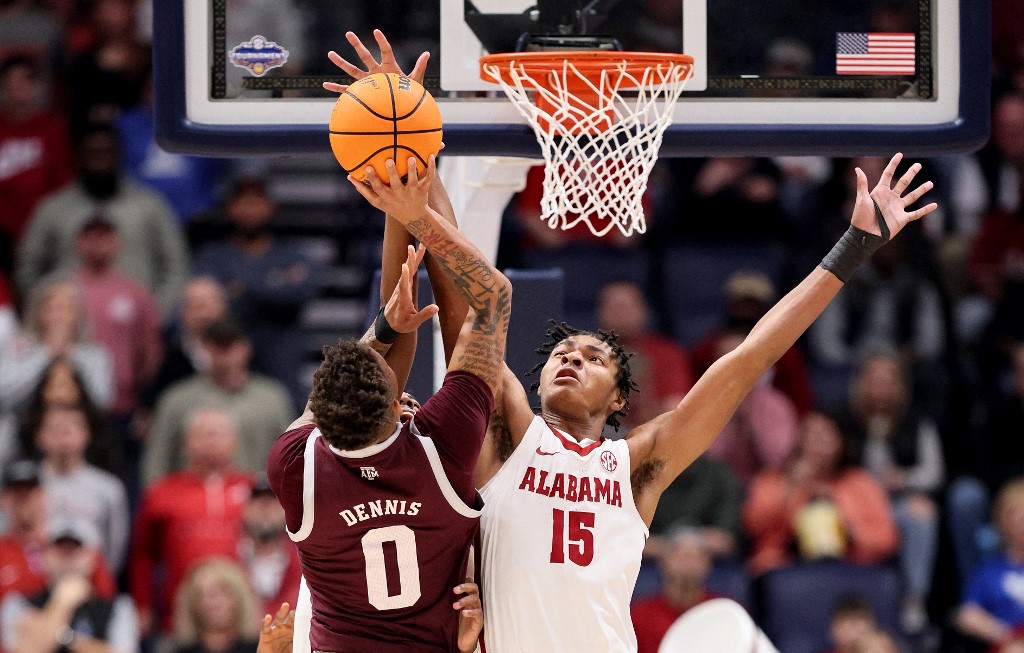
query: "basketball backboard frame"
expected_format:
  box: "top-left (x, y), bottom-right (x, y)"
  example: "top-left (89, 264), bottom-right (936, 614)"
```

top-left (153, 0), bottom-right (989, 157)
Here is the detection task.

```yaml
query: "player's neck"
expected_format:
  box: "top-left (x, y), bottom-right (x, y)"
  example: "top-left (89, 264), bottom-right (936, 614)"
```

top-left (541, 411), bottom-right (603, 441)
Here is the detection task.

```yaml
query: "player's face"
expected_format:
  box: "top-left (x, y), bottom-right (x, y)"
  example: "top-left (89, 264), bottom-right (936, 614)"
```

top-left (399, 392), bottom-right (420, 423)
top-left (538, 335), bottom-right (624, 422)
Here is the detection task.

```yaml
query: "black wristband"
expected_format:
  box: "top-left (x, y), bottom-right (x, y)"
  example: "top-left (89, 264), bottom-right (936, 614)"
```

top-left (373, 307), bottom-right (400, 344)
top-left (819, 199), bottom-right (891, 282)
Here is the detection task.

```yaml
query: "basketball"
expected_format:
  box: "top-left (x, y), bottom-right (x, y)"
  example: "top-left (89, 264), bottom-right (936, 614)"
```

top-left (329, 72), bottom-right (443, 182)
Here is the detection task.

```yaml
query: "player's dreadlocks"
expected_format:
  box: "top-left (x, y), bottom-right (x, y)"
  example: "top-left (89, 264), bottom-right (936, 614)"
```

top-left (527, 321), bottom-right (639, 431)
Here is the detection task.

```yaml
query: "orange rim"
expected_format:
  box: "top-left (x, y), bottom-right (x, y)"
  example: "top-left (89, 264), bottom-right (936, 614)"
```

top-left (479, 51), bottom-right (693, 87)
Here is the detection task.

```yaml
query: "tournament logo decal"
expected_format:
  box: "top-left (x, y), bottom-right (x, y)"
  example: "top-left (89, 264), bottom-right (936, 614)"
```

top-left (229, 35), bottom-right (289, 77)
top-left (599, 450), bottom-right (618, 473)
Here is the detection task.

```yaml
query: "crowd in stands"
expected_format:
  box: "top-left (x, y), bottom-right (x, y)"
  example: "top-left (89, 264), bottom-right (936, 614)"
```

top-left (0, 0), bottom-right (1021, 652)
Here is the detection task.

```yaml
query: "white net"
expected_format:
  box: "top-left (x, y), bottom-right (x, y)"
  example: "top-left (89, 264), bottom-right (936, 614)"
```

top-left (481, 56), bottom-right (692, 237)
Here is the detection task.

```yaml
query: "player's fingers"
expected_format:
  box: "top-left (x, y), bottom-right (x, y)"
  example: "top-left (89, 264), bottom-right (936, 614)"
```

top-left (346, 31), bottom-right (379, 68)
top-left (414, 304), bottom-right (439, 324)
top-left (854, 167), bottom-right (869, 200)
top-left (384, 159), bottom-right (403, 187)
top-left (283, 610), bottom-right (295, 627)
top-left (365, 167), bottom-right (387, 194)
top-left (261, 614), bottom-right (273, 633)
top-left (907, 202), bottom-right (938, 221)
top-left (423, 154), bottom-right (437, 186)
top-left (902, 180), bottom-right (933, 206)
top-left (893, 161), bottom-right (921, 194)
top-left (327, 50), bottom-right (364, 79)
top-left (406, 158), bottom-right (420, 186)
top-left (275, 602), bottom-right (290, 621)
top-left (879, 152), bottom-right (902, 187)
top-left (410, 51), bottom-right (430, 84)
top-left (322, 81), bottom-right (349, 94)
top-left (461, 608), bottom-right (482, 618)
top-left (348, 175), bottom-right (381, 206)
top-left (374, 29), bottom-right (396, 63)
top-left (455, 582), bottom-right (479, 594)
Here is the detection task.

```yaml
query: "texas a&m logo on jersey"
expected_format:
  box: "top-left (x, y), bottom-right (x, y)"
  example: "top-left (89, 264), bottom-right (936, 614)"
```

top-left (360, 466), bottom-right (379, 480)
top-left (599, 450), bottom-right (618, 473)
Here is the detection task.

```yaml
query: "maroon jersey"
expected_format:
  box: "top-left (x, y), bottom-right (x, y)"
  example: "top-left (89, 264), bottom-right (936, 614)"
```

top-left (267, 372), bottom-right (492, 652)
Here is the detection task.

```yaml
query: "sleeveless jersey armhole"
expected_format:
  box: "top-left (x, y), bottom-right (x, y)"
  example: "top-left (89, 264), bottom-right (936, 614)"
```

top-left (479, 415), bottom-right (546, 494)
top-left (286, 430), bottom-right (320, 542)
top-left (414, 435), bottom-right (482, 518)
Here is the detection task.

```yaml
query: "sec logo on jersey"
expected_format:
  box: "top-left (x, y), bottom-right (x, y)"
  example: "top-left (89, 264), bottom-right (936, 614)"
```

top-left (599, 450), bottom-right (618, 473)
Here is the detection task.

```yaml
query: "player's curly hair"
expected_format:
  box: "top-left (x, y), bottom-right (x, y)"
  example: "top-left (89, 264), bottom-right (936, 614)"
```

top-left (527, 321), bottom-right (639, 431)
top-left (310, 341), bottom-right (395, 450)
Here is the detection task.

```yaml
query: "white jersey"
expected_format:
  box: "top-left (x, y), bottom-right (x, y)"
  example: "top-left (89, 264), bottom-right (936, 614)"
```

top-left (480, 416), bottom-right (648, 652)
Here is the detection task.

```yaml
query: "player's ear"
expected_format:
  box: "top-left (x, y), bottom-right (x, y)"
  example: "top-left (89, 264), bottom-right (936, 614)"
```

top-left (609, 390), bottom-right (625, 413)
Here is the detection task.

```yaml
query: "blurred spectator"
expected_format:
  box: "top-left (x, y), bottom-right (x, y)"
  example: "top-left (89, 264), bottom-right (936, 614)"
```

top-left (646, 455), bottom-right (743, 560)
top-left (851, 630), bottom-right (904, 653)
top-left (743, 412), bottom-right (898, 575)
top-left (691, 271), bottom-right (814, 415)
top-left (116, 71), bottom-right (225, 224)
top-left (595, 280), bottom-right (694, 432)
top-left (970, 92), bottom-right (1024, 357)
top-left (67, 0), bottom-right (150, 137)
top-left (0, 271), bottom-right (15, 350)
top-left (631, 528), bottom-right (725, 653)
top-left (238, 474), bottom-right (300, 620)
top-left (34, 405), bottom-right (129, 573)
top-left (660, 157), bottom-right (787, 243)
top-left (0, 55), bottom-right (73, 273)
top-left (131, 407), bottom-right (252, 635)
top-left (147, 277), bottom-right (229, 404)
top-left (15, 123), bottom-right (188, 318)
top-left (0, 518), bottom-right (138, 653)
top-left (0, 0), bottom-right (62, 73)
top-left (823, 596), bottom-right (878, 653)
top-left (957, 479), bottom-right (1024, 651)
top-left (706, 330), bottom-right (799, 487)
top-left (172, 559), bottom-right (260, 653)
top-left (841, 352), bottom-right (944, 633)
top-left (193, 178), bottom-right (318, 409)
top-left (68, 214), bottom-right (163, 419)
top-left (16, 358), bottom-right (116, 473)
top-left (810, 234), bottom-right (946, 370)
top-left (0, 460), bottom-right (117, 604)
top-left (142, 320), bottom-right (292, 486)
top-left (0, 282), bottom-right (113, 462)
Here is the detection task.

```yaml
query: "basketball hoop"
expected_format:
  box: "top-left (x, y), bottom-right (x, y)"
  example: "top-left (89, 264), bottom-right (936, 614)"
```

top-left (480, 51), bottom-right (693, 237)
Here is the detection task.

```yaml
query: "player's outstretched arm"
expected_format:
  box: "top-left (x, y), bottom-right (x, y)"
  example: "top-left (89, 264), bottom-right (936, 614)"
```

top-left (257, 603), bottom-right (295, 653)
top-left (286, 244), bottom-right (437, 431)
top-left (350, 157), bottom-right (512, 394)
top-left (626, 153), bottom-right (937, 523)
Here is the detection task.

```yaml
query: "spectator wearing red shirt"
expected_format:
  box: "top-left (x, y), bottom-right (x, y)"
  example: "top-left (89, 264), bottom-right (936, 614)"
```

top-left (0, 56), bottom-right (74, 272)
top-left (131, 406), bottom-right (252, 636)
top-left (595, 280), bottom-right (694, 432)
top-left (631, 528), bottom-right (724, 653)
top-left (692, 271), bottom-right (814, 415)
top-left (70, 213), bottom-right (163, 418)
top-left (0, 460), bottom-right (116, 605)
top-left (237, 474), bottom-right (300, 620)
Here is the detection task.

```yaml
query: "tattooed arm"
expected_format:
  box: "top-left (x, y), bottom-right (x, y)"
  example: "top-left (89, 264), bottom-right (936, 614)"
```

top-left (349, 156), bottom-right (511, 394)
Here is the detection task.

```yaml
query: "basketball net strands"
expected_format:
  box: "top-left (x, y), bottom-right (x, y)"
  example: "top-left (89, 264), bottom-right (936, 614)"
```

top-left (480, 51), bottom-right (693, 238)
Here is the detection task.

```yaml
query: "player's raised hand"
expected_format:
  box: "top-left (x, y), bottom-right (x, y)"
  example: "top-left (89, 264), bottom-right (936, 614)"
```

top-left (349, 155), bottom-right (436, 223)
top-left (850, 152), bottom-right (937, 241)
top-left (454, 582), bottom-right (483, 653)
top-left (383, 244), bottom-right (439, 334)
top-left (324, 29), bottom-right (429, 93)
top-left (257, 602), bottom-right (295, 653)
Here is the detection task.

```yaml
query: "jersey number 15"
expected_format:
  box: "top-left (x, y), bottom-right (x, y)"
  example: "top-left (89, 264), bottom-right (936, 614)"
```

top-left (550, 509), bottom-right (594, 566)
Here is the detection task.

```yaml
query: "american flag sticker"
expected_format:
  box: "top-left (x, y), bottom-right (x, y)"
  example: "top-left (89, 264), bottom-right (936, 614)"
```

top-left (836, 32), bottom-right (916, 75)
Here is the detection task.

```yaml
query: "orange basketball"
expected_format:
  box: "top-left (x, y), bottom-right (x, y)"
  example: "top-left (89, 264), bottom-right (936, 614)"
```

top-left (329, 73), bottom-right (443, 182)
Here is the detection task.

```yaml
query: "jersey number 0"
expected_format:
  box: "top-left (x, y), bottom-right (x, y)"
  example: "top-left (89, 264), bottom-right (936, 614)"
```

top-left (361, 525), bottom-right (422, 610)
